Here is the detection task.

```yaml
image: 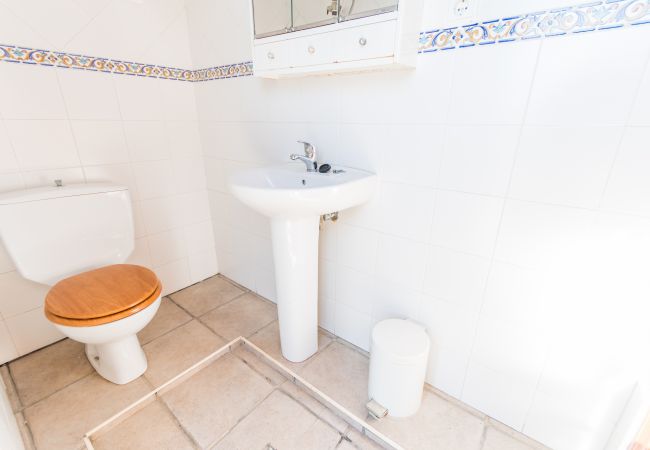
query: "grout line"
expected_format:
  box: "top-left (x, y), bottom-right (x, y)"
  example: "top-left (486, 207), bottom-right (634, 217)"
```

top-left (485, 417), bottom-right (550, 449)
top-left (0, 5), bottom-right (54, 51)
top-left (596, 45), bottom-right (650, 210)
top-left (84, 339), bottom-right (240, 441)
top-left (60, 0), bottom-right (115, 51)
top-left (422, 383), bottom-right (486, 421)
top-left (274, 382), bottom-right (348, 438)
top-left (206, 385), bottom-right (279, 449)
top-left (172, 287), bottom-right (247, 319)
top-left (457, 36), bottom-right (545, 401)
top-left (137, 297), bottom-right (191, 346)
top-left (602, 385), bottom-right (640, 450)
top-left (20, 369), bottom-right (96, 411)
top-left (193, 314), bottom-right (232, 343)
top-left (0, 118), bottom-right (23, 184)
top-left (52, 64), bottom-right (87, 183)
top-left (82, 336), bottom-right (401, 450)
top-left (131, 5), bottom-right (188, 68)
top-left (240, 338), bottom-right (401, 449)
top-left (231, 346), bottom-right (285, 386)
top-left (157, 392), bottom-right (203, 450)
top-left (6, 339), bottom-right (102, 412)
top-left (478, 421), bottom-right (488, 449)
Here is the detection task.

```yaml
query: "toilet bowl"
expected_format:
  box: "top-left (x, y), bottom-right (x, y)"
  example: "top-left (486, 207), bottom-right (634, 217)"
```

top-left (44, 264), bottom-right (162, 385)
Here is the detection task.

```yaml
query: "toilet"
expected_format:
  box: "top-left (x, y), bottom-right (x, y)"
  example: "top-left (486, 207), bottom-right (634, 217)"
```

top-left (0, 183), bottom-right (161, 384)
top-left (45, 264), bottom-right (161, 384)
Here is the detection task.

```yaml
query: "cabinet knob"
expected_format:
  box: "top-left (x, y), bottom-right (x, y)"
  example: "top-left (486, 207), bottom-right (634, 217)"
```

top-left (308, 45), bottom-right (316, 54)
top-left (267, 52), bottom-right (275, 60)
top-left (359, 37), bottom-right (367, 46)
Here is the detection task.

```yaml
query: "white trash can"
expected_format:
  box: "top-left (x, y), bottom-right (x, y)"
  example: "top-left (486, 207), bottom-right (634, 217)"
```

top-left (368, 318), bottom-right (430, 418)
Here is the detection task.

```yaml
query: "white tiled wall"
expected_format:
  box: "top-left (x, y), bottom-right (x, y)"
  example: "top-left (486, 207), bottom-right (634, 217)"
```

top-left (188, 0), bottom-right (650, 448)
top-left (0, 0), bottom-right (193, 68)
top-left (0, 0), bottom-right (217, 363)
top-left (1, 0), bottom-right (649, 448)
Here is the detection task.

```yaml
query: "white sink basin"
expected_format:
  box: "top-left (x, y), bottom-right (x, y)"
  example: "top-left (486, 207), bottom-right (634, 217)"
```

top-left (228, 164), bottom-right (377, 218)
top-left (228, 164), bottom-right (377, 362)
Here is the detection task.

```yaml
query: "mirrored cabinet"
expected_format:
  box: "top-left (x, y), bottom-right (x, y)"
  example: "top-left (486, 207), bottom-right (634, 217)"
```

top-left (251, 0), bottom-right (423, 78)
top-left (339, 0), bottom-right (400, 21)
top-left (252, 0), bottom-right (292, 39)
top-left (292, 0), bottom-right (338, 31)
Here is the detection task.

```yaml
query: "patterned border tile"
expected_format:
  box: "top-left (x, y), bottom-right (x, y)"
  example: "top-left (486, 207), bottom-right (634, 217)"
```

top-left (0, 44), bottom-right (196, 81)
top-left (0, 44), bottom-right (253, 82)
top-left (1, 0), bottom-right (649, 81)
top-left (193, 62), bottom-right (254, 82)
top-left (419, 0), bottom-right (650, 52)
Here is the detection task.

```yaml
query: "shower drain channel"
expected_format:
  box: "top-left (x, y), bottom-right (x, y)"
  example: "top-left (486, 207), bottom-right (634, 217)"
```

top-left (82, 337), bottom-right (403, 450)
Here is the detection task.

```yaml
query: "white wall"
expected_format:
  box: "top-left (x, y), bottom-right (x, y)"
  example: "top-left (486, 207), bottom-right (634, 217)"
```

top-left (188, 0), bottom-right (650, 449)
top-left (0, 0), bottom-right (217, 362)
top-left (0, 0), bottom-right (648, 448)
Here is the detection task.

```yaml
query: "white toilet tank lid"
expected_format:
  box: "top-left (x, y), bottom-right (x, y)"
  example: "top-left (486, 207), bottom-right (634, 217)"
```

top-left (0, 183), bottom-right (127, 205)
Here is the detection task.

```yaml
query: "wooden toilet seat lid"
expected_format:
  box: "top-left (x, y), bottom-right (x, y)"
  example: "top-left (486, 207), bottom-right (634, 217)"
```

top-left (45, 264), bottom-right (161, 324)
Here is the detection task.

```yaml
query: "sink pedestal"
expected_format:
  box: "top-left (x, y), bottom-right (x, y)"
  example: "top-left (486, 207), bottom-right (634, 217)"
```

top-left (271, 216), bottom-right (320, 362)
top-left (229, 164), bottom-right (377, 363)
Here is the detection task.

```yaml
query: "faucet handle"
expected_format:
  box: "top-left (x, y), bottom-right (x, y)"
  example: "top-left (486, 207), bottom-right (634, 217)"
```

top-left (297, 140), bottom-right (315, 158)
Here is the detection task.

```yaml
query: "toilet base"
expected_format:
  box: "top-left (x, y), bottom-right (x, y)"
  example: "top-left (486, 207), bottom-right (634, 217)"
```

top-left (85, 335), bottom-right (147, 385)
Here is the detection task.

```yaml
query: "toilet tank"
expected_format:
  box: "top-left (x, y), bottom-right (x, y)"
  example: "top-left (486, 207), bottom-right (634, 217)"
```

top-left (0, 183), bottom-right (134, 285)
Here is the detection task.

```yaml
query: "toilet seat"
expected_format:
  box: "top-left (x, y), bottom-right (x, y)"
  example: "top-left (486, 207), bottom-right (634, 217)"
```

top-left (45, 264), bottom-right (162, 327)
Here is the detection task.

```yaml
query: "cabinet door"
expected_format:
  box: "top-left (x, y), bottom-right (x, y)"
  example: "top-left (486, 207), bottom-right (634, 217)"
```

top-left (335, 20), bottom-right (396, 62)
top-left (292, 0), bottom-right (338, 31)
top-left (339, 0), bottom-right (398, 21)
top-left (252, 0), bottom-right (292, 38)
top-left (253, 41), bottom-right (290, 71)
top-left (289, 33), bottom-right (335, 67)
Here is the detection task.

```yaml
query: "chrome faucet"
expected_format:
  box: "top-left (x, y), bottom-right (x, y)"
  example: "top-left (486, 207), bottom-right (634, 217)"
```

top-left (290, 141), bottom-right (317, 172)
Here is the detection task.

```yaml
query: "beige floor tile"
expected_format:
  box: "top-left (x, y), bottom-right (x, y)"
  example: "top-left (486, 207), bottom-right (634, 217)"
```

top-left (138, 297), bottom-right (192, 345)
top-left (249, 321), bottom-right (333, 372)
top-left (371, 390), bottom-right (485, 450)
top-left (170, 275), bottom-right (244, 316)
top-left (279, 380), bottom-right (349, 434)
top-left (143, 319), bottom-right (225, 387)
top-left (200, 293), bottom-right (277, 340)
top-left (482, 426), bottom-right (540, 450)
top-left (24, 373), bottom-right (150, 450)
top-left (162, 353), bottom-right (274, 448)
top-left (212, 390), bottom-right (342, 450)
top-left (10, 339), bottom-right (93, 407)
top-left (93, 400), bottom-right (195, 450)
top-left (299, 342), bottom-right (370, 418)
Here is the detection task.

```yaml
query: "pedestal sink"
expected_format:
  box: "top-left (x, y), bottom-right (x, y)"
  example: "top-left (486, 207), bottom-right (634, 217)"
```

top-left (229, 164), bottom-right (377, 362)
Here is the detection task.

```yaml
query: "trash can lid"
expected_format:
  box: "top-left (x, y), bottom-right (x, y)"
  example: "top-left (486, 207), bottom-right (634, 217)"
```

top-left (372, 319), bottom-right (430, 358)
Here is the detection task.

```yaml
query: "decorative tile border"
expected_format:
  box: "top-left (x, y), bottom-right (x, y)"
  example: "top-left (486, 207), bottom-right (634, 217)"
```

top-left (0, 44), bottom-right (196, 81)
top-left (193, 62), bottom-right (254, 82)
top-left (1, 0), bottom-right (649, 81)
top-left (0, 43), bottom-right (253, 82)
top-left (419, 0), bottom-right (650, 52)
